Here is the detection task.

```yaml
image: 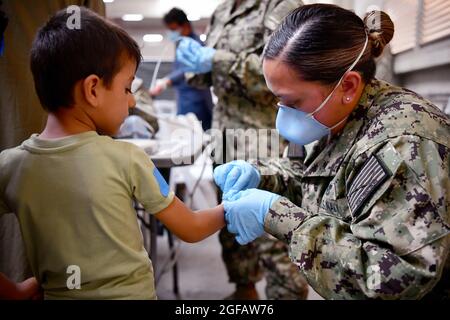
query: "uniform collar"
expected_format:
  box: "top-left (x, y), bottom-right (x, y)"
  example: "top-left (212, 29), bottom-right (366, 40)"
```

top-left (302, 79), bottom-right (381, 177)
top-left (22, 131), bottom-right (99, 154)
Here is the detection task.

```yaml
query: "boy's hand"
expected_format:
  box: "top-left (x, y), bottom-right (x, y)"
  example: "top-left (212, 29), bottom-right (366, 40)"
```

top-left (14, 277), bottom-right (43, 300)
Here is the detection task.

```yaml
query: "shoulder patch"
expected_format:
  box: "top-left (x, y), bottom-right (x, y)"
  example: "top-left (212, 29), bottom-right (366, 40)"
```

top-left (347, 155), bottom-right (391, 216)
top-left (153, 167), bottom-right (170, 198)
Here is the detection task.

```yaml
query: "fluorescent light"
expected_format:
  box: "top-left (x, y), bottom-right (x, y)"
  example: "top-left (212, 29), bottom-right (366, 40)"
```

top-left (200, 34), bottom-right (207, 42)
top-left (143, 34), bottom-right (163, 43)
top-left (103, 0), bottom-right (114, 3)
top-left (187, 14), bottom-right (201, 21)
top-left (122, 14), bottom-right (143, 22)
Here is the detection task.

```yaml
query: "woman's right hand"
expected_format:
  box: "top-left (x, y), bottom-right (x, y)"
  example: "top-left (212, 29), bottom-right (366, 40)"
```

top-left (213, 160), bottom-right (261, 200)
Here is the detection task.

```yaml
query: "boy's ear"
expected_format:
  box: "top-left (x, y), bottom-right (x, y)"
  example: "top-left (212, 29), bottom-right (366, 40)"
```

top-left (82, 74), bottom-right (102, 107)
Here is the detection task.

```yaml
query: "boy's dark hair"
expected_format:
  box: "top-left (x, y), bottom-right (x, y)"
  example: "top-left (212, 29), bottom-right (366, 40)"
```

top-left (30, 7), bottom-right (141, 112)
top-left (163, 8), bottom-right (189, 26)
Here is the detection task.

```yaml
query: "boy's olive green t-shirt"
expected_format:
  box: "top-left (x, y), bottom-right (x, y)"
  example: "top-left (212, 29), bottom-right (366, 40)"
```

top-left (0, 131), bottom-right (175, 299)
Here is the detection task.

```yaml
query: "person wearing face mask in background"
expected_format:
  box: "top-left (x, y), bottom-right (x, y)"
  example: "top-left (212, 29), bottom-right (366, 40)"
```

top-left (149, 8), bottom-right (213, 131)
top-left (215, 4), bottom-right (450, 299)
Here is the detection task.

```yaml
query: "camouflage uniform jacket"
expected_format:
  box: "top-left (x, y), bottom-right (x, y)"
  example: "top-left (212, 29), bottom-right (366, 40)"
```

top-left (255, 79), bottom-right (450, 299)
top-left (189, 0), bottom-right (303, 131)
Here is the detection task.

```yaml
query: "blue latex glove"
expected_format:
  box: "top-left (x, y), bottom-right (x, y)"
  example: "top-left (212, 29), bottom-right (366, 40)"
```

top-left (176, 36), bottom-right (216, 74)
top-left (223, 189), bottom-right (281, 245)
top-left (213, 160), bottom-right (261, 201)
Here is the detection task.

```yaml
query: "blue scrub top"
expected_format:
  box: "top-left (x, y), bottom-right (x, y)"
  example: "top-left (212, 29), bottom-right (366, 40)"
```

top-left (168, 32), bottom-right (213, 131)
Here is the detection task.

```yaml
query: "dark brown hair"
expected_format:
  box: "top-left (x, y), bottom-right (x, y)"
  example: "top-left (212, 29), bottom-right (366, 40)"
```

top-left (163, 7), bottom-right (189, 26)
top-left (263, 4), bottom-right (394, 84)
top-left (30, 7), bottom-right (142, 112)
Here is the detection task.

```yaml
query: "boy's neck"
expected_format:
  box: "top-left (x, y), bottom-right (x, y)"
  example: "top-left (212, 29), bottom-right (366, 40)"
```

top-left (40, 109), bottom-right (97, 139)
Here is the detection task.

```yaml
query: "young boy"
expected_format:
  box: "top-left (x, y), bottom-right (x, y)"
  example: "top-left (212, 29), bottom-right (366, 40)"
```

top-left (0, 7), bottom-right (224, 299)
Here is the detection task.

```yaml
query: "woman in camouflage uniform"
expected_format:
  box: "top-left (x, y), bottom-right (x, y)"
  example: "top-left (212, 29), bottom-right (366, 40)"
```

top-left (175, 0), bottom-right (308, 299)
top-left (216, 4), bottom-right (449, 299)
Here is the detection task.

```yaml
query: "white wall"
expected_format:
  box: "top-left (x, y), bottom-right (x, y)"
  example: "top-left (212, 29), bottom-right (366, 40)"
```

top-left (342, 0), bottom-right (450, 113)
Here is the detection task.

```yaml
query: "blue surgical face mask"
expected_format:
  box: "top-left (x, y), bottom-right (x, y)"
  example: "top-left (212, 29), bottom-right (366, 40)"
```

top-left (167, 30), bottom-right (181, 42)
top-left (275, 34), bottom-right (369, 146)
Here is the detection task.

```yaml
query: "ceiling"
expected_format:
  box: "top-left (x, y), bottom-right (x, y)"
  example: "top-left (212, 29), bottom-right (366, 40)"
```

top-left (105, 0), bottom-right (223, 20)
top-left (104, 0), bottom-right (222, 60)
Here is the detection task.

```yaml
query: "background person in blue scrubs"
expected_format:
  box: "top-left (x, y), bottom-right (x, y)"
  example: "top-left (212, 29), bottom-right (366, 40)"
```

top-left (150, 8), bottom-right (213, 131)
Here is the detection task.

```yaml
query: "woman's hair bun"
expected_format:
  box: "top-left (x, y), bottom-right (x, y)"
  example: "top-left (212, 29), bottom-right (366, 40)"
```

top-left (363, 10), bottom-right (395, 58)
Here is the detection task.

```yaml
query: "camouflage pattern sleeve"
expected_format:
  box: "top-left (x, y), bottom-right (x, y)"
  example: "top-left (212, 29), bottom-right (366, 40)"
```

top-left (249, 157), bottom-right (304, 206)
top-left (264, 135), bottom-right (450, 299)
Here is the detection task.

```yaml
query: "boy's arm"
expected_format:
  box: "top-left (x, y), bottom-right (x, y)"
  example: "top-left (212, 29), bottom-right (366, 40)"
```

top-left (155, 197), bottom-right (225, 243)
top-left (0, 273), bottom-right (42, 300)
top-left (127, 145), bottom-right (225, 242)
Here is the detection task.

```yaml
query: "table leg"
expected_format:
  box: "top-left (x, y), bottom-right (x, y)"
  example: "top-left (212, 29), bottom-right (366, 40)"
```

top-left (167, 231), bottom-right (179, 295)
top-left (150, 214), bottom-right (158, 275)
top-left (158, 168), bottom-right (180, 295)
